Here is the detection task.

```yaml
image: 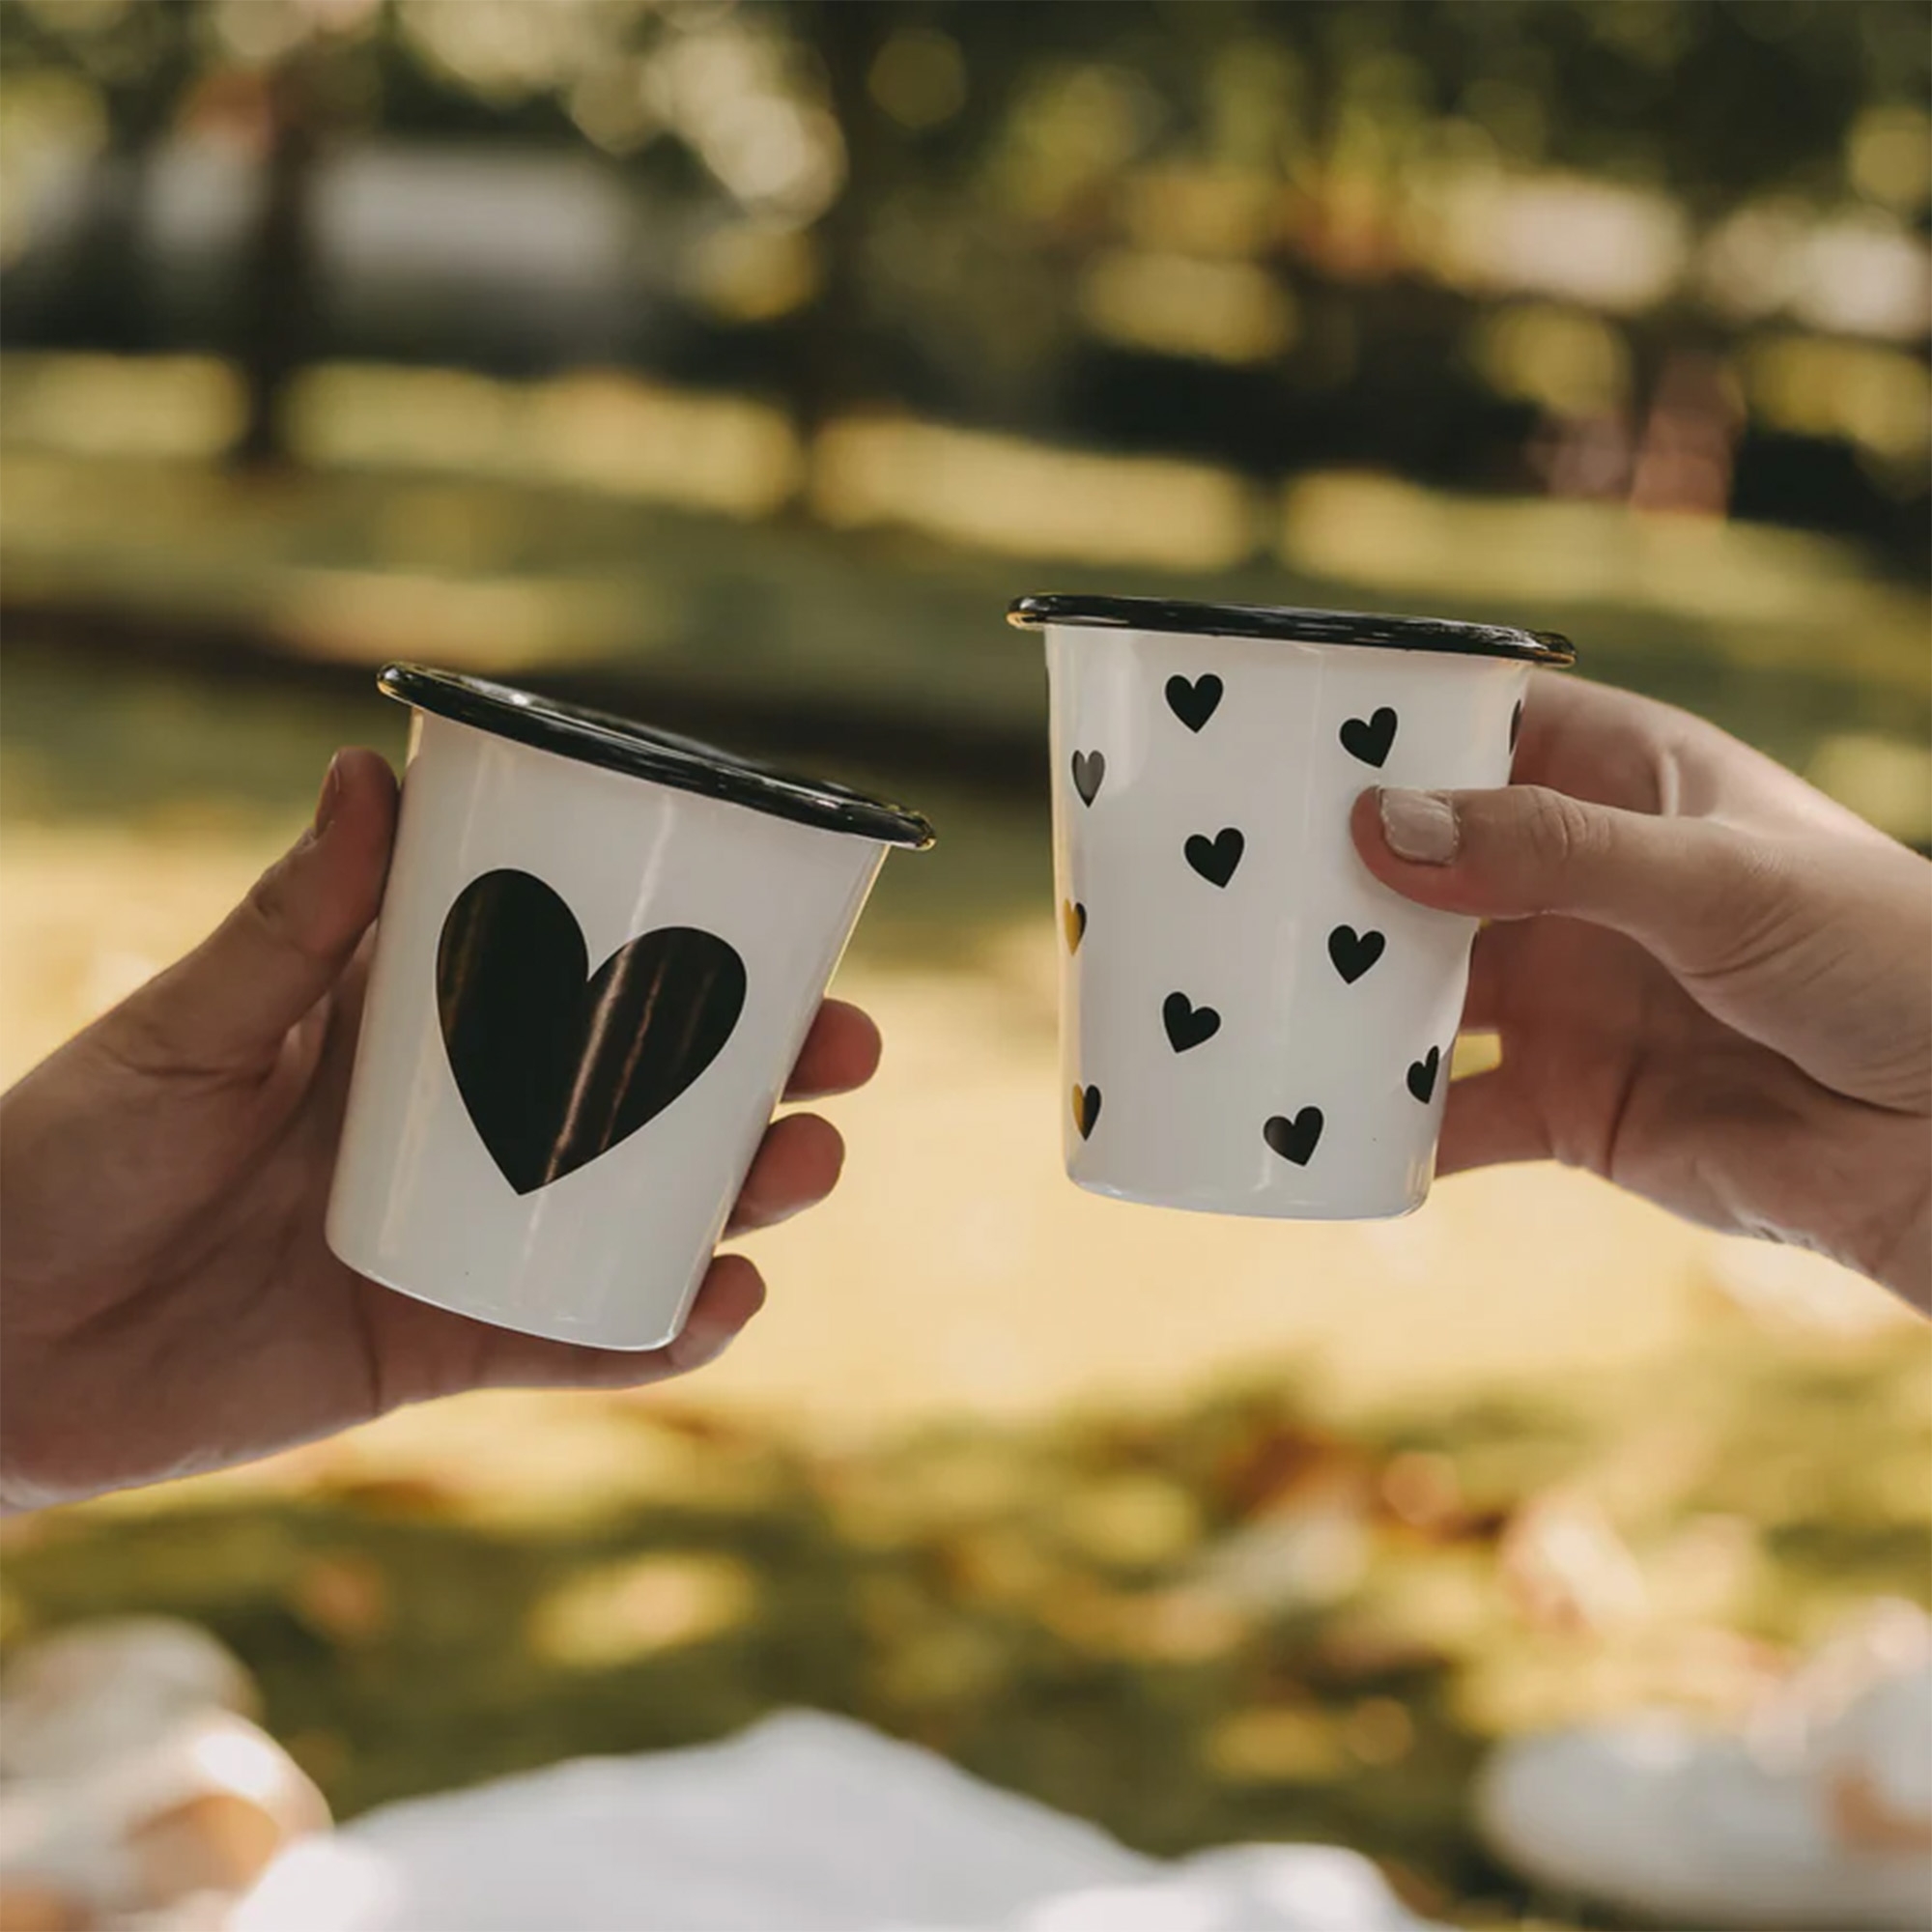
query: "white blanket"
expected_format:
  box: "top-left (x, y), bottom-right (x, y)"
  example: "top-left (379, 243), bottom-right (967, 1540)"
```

top-left (235, 1711), bottom-right (1442, 1932)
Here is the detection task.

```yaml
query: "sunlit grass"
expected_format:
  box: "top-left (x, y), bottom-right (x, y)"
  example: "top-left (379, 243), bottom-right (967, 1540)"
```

top-left (1277, 472), bottom-right (1928, 692)
top-left (2, 376), bottom-right (1924, 856)
top-left (529, 1553), bottom-right (758, 1667)
top-left (0, 353), bottom-right (243, 459)
top-left (811, 415), bottom-right (1258, 570)
top-left (1808, 732), bottom-right (1932, 847)
top-left (3, 1326), bottom-right (1924, 1926)
top-left (5, 357), bottom-right (1921, 700)
top-left (288, 363), bottom-right (806, 519)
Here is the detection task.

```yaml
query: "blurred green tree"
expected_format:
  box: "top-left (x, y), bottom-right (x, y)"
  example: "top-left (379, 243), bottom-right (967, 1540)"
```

top-left (0, 0), bottom-right (1922, 526)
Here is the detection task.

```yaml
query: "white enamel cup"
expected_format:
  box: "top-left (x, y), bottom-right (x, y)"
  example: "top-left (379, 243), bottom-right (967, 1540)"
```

top-left (326, 666), bottom-right (931, 1350)
top-left (1012, 596), bottom-right (1576, 1221)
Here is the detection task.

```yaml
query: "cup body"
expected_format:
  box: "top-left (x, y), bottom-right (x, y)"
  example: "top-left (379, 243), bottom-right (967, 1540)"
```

top-left (1044, 618), bottom-right (1530, 1220)
top-left (327, 708), bottom-right (890, 1350)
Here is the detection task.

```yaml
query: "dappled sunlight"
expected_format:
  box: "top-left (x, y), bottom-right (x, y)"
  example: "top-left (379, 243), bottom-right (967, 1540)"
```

top-left (529, 1554), bottom-right (758, 1669)
top-left (1738, 335), bottom-right (1931, 472)
top-left (810, 417), bottom-right (1255, 571)
top-left (1418, 173), bottom-right (1689, 315)
top-left (0, 353), bottom-right (244, 461)
top-left (2, 355), bottom-right (809, 517)
top-left (290, 363), bottom-right (805, 519)
top-left (1463, 306), bottom-right (1631, 419)
top-left (0, 819), bottom-right (289, 1089)
top-left (1079, 249), bottom-right (1297, 365)
top-left (1, 349), bottom-right (1919, 625)
top-left (1278, 472), bottom-right (1928, 688)
top-left (1806, 733), bottom-right (1932, 849)
top-left (5, 363), bottom-right (1925, 835)
top-left (5, 1321), bottom-right (1925, 1899)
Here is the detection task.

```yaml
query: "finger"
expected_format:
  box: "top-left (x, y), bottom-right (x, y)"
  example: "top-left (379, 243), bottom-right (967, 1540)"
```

top-left (1350, 782), bottom-right (1791, 981)
top-left (1506, 673), bottom-right (1698, 812)
top-left (663, 1253), bottom-right (768, 1369)
top-left (783, 999), bottom-right (882, 1100)
top-left (1434, 1066), bottom-right (1550, 1178)
top-left (1511, 673), bottom-right (1881, 838)
top-left (109, 749), bottom-right (398, 1075)
top-left (725, 1112), bottom-right (845, 1235)
top-left (1459, 923), bottom-right (1512, 1033)
top-left (1456, 915), bottom-right (1564, 1034)
top-left (462, 1254), bottom-right (768, 1392)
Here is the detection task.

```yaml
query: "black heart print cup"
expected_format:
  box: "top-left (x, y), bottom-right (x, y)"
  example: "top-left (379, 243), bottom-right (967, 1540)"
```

top-left (1010, 596), bottom-right (1575, 1220)
top-left (326, 666), bottom-right (931, 1350)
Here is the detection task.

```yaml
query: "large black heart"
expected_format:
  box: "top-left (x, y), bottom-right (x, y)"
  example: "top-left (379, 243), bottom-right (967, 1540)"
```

top-left (436, 869), bottom-right (747, 1196)
top-left (1184, 827), bottom-right (1244, 888)
top-left (1339, 706), bottom-right (1398, 768)
top-left (1165, 673), bottom-right (1223, 731)
top-left (1162, 991), bottom-right (1221, 1053)
top-left (1406, 1046), bottom-right (1442, 1103)
top-left (1263, 1107), bottom-right (1323, 1166)
top-left (1327, 923), bottom-right (1386, 984)
top-left (1071, 750), bottom-right (1106, 806)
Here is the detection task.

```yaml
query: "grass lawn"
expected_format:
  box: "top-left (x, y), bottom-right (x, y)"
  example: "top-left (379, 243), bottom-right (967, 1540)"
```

top-left (5, 1321), bottom-right (1926, 1928)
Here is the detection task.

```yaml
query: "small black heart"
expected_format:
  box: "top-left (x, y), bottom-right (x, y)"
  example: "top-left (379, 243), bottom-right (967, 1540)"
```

top-left (1073, 1083), bottom-right (1102, 1139)
top-left (1184, 827), bottom-right (1245, 888)
top-left (1327, 923), bottom-right (1386, 984)
top-left (1162, 991), bottom-right (1221, 1053)
top-left (1165, 673), bottom-right (1224, 732)
top-left (1263, 1107), bottom-right (1324, 1166)
top-left (1406, 1046), bottom-right (1442, 1103)
top-left (438, 869), bottom-right (746, 1196)
top-left (1071, 750), bottom-right (1106, 806)
top-left (1509, 699), bottom-right (1524, 753)
top-left (1064, 900), bottom-right (1088, 952)
top-left (1340, 706), bottom-right (1398, 769)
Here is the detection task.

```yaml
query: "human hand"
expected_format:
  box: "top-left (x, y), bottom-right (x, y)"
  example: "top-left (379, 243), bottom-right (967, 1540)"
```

top-left (1351, 675), bottom-right (1932, 1310)
top-left (0, 750), bottom-right (882, 1510)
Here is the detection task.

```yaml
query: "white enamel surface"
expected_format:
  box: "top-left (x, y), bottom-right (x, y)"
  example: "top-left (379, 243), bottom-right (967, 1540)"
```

top-left (1047, 623), bottom-right (1527, 1220)
top-left (327, 712), bottom-right (885, 1350)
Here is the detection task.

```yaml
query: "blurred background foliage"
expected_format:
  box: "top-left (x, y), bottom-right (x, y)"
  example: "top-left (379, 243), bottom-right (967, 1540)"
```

top-left (2, 0), bottom-right (1927, 747)
top-left (1, 3), bottom-right (1928, 1925)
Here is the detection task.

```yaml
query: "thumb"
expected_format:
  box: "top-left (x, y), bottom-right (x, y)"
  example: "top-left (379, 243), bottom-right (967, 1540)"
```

top-left (108, 749), bottom-right (399, 1074)
top-left (1351, 782), bottom-right (1787, 979)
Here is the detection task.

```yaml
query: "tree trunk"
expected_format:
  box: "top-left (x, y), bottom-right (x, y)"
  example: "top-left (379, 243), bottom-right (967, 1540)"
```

top-left (233, 56), bottom-right (320, 472)
top-left (794, 0), bottom-right (894, 449)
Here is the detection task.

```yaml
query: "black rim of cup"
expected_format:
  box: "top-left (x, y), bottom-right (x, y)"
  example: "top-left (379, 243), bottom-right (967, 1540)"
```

top-left (379, 664), bottom-right (935, 850)
top-left (1007, 594), bottom-right (1577, 667)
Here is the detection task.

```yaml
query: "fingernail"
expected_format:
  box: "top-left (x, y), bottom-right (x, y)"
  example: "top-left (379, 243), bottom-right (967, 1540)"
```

top-left (313, 753), bottom-right (344, 838)
top-left (1378, 787), bottom-right (1460, 865)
